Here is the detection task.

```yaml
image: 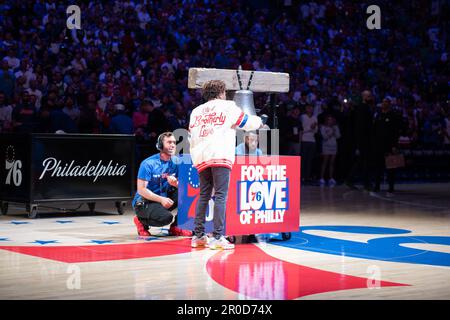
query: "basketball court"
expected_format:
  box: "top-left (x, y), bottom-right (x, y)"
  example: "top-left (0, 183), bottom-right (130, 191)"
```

top-left (1, 183), bottom-right (449, 300)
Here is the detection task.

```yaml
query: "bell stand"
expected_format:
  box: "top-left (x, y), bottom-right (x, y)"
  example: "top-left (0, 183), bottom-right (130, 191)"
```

top-left (269, 93), bottom-right (278, 130)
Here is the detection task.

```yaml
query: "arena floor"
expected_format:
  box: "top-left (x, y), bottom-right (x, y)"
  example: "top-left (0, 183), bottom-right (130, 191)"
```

top-left (0, 183), bottom-right (449, 300)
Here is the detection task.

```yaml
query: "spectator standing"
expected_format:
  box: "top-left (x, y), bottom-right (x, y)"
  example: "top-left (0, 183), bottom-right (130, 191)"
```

top-left (301, 104), bottom-right (318, 183)
top-left (62, 96), bottom-right (80, 124)
top-left (26, 80), bottom-right (42, 111)
top-left (132, 100), bottom-right (150, 139)
top-left (345, 90), bottom-right (374, 191)
top-left (146, 98), bottom-right (172, 152)
top-left (0, 60), bottom-right (15, 99)
top-left (49, 101), bottom-right (78, 133)
top-left (285, 106), bottom-right (302, 156)
top-left (319, 115), bottom-right (341, 186)
top-left (370, 98), bottom-right (401, 197)
top-left (110, 104), bottom-right (133, 134)
top-left (0, 91), bottom-right (13, 132)
top-left (11, 92), bottom-right (36, 133)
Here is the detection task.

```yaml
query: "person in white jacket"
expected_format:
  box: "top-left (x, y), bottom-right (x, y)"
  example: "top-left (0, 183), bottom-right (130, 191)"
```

top-left (319, 115), bottom-right (341, 186)
top-left (189, 80), bottom-right (263, 249)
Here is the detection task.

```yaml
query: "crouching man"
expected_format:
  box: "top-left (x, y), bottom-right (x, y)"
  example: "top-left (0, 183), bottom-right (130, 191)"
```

top-left (132, 132), bottom-right (192, 237)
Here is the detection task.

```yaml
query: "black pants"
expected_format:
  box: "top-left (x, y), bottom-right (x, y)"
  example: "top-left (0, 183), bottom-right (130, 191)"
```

top-left (372, 153), bottom-right (395, 193)
top-left (135, 190), bottom-right (178, 229)
top-left (346, 149), bottom-right (371, 189)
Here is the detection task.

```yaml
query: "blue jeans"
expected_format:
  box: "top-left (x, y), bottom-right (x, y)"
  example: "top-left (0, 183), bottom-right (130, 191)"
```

top-left (194, 166), bottom-right (231, 239)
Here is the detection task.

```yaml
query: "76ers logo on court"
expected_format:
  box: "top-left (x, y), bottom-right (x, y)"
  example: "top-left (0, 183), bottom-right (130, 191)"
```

top-left (238, 165), bottom-right (288, 225)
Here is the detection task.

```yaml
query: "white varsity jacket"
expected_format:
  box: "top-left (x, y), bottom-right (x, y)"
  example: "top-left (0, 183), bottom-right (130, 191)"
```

top-left (188, 99), bottom-right (262, 173)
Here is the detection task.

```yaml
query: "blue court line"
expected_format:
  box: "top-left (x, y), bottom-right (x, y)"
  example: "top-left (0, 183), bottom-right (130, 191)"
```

top-left (270, 225), bottom-right (450, 267)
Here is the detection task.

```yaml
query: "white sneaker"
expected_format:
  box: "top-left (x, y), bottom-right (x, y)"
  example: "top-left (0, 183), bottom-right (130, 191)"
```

top-left (191, 235), bottom-right (209, 248)
top-left (319, 179), bottom-right (326, 186)
top-left (329, 179), bottom-right (336, 186)
top-left (208, 236), bottom-right (235, 250)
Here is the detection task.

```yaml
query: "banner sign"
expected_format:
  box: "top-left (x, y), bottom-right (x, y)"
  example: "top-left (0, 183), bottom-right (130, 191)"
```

top-left (0, 134), bottom-right (135, 203)
top-left (178, 155), bottom-right (300, 236)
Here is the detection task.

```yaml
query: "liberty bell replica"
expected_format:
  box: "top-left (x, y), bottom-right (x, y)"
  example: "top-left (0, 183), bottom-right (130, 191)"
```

top-left (232, 68), bottom-right (269, 124)
top-left (233, 90), bottom-right (257, 116)
top-left (232, 85), bottom-right (271, 156)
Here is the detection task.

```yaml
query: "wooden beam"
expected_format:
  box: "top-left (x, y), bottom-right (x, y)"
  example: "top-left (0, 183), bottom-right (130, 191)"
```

top-left (188, 68), bottom-right (290, 93)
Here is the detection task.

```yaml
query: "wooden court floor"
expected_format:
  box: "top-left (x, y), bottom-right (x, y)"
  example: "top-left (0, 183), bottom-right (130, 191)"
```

top-left (0, 183), bottom-right (449, 300)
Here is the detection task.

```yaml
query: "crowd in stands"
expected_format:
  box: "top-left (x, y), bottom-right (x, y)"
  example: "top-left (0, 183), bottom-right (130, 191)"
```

top-left (0, 0), bottom-right (448, 182)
